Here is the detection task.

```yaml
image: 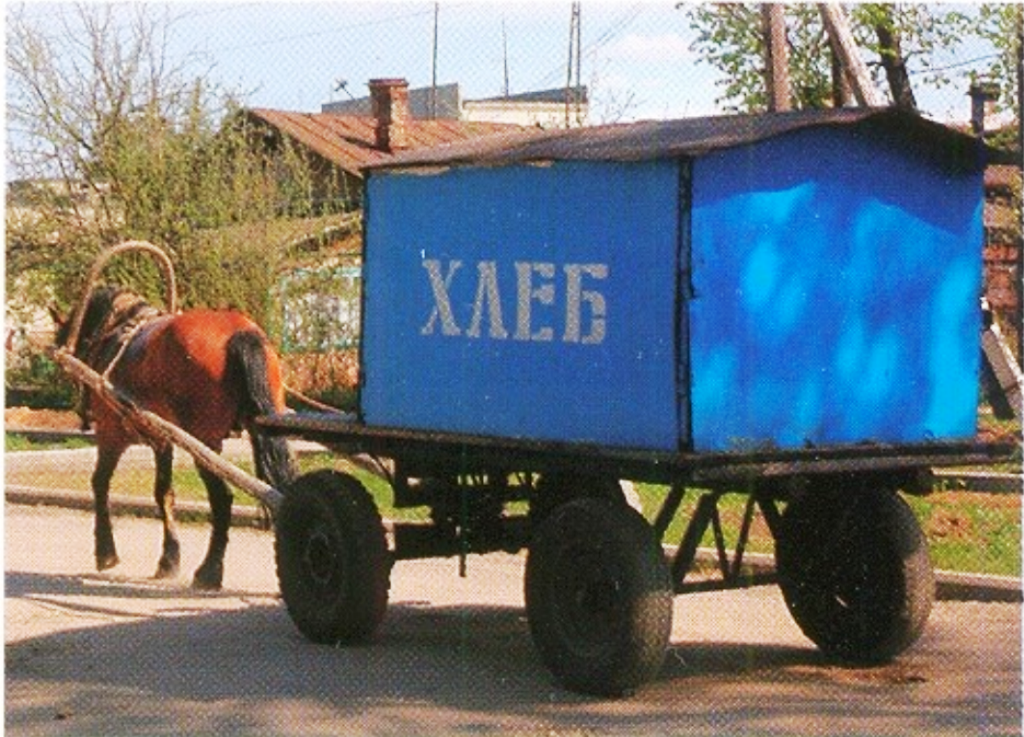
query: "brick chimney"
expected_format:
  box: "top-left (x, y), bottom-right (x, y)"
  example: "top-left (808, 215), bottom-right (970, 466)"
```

top-left (969, 80), bottom-right (1000, 138)
top-left (369, 78), bottom-right (411, 152)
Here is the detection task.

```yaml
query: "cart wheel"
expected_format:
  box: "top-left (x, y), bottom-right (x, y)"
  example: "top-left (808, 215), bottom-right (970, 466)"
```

top-left (525, 497), bottom-right (673, 696)
top-left (276, 470), bottom-right (390, 644)
top-left (776, 484), bottom-right (934, 663)
top-left (531, 472), bottom-right (633, 525)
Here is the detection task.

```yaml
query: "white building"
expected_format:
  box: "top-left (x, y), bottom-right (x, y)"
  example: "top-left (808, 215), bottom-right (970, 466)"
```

top-left (323, 82), bottom-right (588, 129)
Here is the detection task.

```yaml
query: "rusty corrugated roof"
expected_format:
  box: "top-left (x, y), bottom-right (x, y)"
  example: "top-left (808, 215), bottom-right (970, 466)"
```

top-left (367, 107), bottom-right (1006, 173)
top-left (246, 108), bottom-right (523, 178)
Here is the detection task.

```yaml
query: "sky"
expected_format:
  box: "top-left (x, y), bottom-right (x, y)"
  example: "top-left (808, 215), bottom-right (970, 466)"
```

top-left (7, 2), bottom-right (1001, 131)
top-left (164, 2), bottom-right (727, 122)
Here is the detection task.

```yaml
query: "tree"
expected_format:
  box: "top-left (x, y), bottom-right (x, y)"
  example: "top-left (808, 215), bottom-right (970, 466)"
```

top-left (976, 4), bottom-right (1022, 116)
top-left (5, 3), bottom-right (335, 321)
top-left (683, 3), bottom-right (974, 113)
top-left (863, 4), bottom-right (916, 109)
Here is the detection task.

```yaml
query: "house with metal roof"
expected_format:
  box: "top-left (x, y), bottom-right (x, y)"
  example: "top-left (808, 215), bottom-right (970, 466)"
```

top-left (243, 79), bottom-right (527, 393)
top-left (245, 78), bottom-right (524, 211)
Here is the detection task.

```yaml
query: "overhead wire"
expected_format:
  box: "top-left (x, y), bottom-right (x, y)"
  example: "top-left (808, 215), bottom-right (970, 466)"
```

top-left (213, 6), bottom-right (443, 54)
top-left (530, 3), bottom-right (645, 91)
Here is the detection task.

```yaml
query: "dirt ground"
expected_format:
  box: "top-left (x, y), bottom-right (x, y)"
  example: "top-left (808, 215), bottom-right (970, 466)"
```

top-left (6, 502), bottom-right (1021, 737)
top-left (5, 408), bottom-right (81, 431)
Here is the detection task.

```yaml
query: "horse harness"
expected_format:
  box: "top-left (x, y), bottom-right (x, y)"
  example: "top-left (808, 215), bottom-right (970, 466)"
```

top-left (84, 292), bottom-right (166, 380)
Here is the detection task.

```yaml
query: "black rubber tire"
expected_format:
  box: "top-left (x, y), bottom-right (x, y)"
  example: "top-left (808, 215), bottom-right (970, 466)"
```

top-left (530, 472), bottom-right (628, 526)
top-left (275, 470), bottom-right (390, 644)
top-left (525, 497), bottom-right (673, 697)
top-left (776, 484), bottom-right (934, 663)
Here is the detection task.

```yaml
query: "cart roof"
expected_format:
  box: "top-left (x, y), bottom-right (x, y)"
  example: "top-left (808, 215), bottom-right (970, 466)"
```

top-left (364, 107), bottom-right (1005, 174)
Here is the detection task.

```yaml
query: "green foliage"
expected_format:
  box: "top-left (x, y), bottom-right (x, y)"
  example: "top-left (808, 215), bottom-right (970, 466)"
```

top-left (634, 485), bottom-right (1019, 577)
top-left (4, 352), bottom-right (77, 409)
top-left (850, 4), bottom-right (972, 92)
top-left (976, 5), bottom-right (1023, 114)
top-left (5, 3), bottom-right (356, 333)
top-left (686, 4), bottom-right (771, 112)
top-left (683, 3), bottom-right (1004, 113)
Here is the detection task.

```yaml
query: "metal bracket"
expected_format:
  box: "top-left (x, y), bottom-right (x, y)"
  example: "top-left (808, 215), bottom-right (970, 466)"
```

top-left (662, 489), bottom-right (780, 595)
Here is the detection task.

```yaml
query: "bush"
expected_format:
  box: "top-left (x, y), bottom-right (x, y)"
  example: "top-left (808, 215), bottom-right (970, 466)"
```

top-left (5, 352), bottom-right (77, 410)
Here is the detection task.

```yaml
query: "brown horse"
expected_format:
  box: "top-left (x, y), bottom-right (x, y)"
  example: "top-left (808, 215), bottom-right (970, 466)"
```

top-left (55, 286), bottom-right (295, 589)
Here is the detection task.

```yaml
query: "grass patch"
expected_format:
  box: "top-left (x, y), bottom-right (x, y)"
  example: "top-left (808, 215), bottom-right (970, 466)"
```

top-left (978, 410), bottom-right (1022, 441)
top-left (5, 433), bottom-right (93, 452)
top-left (6, 444), bottom-right (1019, 576)
top-left (5, 458), bottom-right (234, 505)
top-left (636, 485), bottom-right (776, 556)
top-left (634, 484), bottom-right (1020, 578)
top-left (906, 492), bottom-right (1021, 577)
top-left (3, 448), bottom-right (415, 517)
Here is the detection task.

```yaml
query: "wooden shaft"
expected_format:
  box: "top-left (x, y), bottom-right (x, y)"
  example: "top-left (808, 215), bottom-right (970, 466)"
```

top-left (818, 3), bottom-right (884, 107)
top-left (762, 4), bottom-right (791, 112)
top-left (51, 347), bottom-right (284, 513)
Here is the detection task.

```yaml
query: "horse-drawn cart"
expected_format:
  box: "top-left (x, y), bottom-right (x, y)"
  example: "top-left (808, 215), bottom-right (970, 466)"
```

top-left (56, 109), bottom-right (1017, 697)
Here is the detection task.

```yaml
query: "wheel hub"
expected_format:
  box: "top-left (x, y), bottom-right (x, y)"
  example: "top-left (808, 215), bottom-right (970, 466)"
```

top-left (303, 527), bottom-right (337, 587)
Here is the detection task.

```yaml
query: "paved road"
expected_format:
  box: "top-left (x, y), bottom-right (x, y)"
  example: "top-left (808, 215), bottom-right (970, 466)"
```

top-left (5, 502), bottom-right (1021, 736)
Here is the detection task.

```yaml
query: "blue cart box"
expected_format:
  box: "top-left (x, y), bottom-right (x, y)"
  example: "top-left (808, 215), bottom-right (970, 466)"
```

top-left (361, 109), bottom-right (988, 453)
top-left (259, 109), bottom-right (1011, 697)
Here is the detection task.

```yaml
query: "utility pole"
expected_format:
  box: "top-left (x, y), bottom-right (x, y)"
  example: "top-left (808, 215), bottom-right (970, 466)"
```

top-left (762, 4), bottom-right (791, 112)
top-left (575, 3), bottom-right (582, 123)
top-left (819, 3), bottom-right (884, 107)
top-left (1017, 6), bottom-right (1023, 167)
top-left (565, 1), bottom-right (582, 127)
top-left (430, 2), bottom-right (440, 119)
top-left (1016, 4), bottom-right (1023, 368)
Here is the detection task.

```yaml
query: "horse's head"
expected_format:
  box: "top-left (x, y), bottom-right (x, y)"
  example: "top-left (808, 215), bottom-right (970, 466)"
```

top-left (53, 286), bottom-right (146, 360)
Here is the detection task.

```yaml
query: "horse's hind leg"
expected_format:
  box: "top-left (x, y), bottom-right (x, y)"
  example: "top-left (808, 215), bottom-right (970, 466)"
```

top-left (193, 465), bottom-right (233, 591)
top-left (92, 445), bottom-right (124, 571)
top-left (153, 446), bottom-right (181, 579)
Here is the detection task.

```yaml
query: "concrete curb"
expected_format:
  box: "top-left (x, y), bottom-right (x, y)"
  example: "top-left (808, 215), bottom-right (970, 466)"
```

top-left (933, 570), bottom-right (1023, 603)
top-left (5, 485), bottom-right (271, 529)
top-left (6, 483), bottom-right (1020, 604)
top-left (697, 550), bottom-right (1022, 604)
top-left (8, 427), bottom-right (1021, 493)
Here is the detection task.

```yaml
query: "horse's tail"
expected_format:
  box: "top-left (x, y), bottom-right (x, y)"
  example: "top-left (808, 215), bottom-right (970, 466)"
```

top-left (226, 331), bottom-right (296, 492)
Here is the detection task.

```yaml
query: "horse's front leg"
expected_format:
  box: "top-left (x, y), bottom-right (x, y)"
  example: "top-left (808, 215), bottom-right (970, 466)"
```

top-left (193, 465), bottom-right (232, 591)
top-left (153, 446), bottom-right (181, 579)
top-left (92, 445), bottom-right (124, 571)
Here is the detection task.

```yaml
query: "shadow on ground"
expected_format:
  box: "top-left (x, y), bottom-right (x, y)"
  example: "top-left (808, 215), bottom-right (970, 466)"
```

top-left (6, 569), bottom-right (1020, 736)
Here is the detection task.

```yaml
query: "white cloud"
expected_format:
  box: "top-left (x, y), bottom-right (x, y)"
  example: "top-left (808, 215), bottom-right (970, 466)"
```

top-left (604, 32), bottom-right (692, 63)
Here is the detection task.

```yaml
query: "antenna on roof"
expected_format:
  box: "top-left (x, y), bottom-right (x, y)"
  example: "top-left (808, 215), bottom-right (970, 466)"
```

top-left (502, 18), bottom-right (510, 98)
top-left (334, 79), bottom-right (355, 100)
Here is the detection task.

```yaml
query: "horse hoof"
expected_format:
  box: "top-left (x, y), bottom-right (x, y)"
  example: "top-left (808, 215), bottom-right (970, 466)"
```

top-left (154, 561), bottom-right (180, 580)
top-left (192, 565), bottom-right (223, 591)
top-left (191, 576), bottom-right (223, 592)
top-left (96, 554), bottom-right (120, 571)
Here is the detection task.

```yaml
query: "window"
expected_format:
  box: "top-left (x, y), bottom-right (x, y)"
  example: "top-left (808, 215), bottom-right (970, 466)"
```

top-left (279, 263), bottom-right (361, 353)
